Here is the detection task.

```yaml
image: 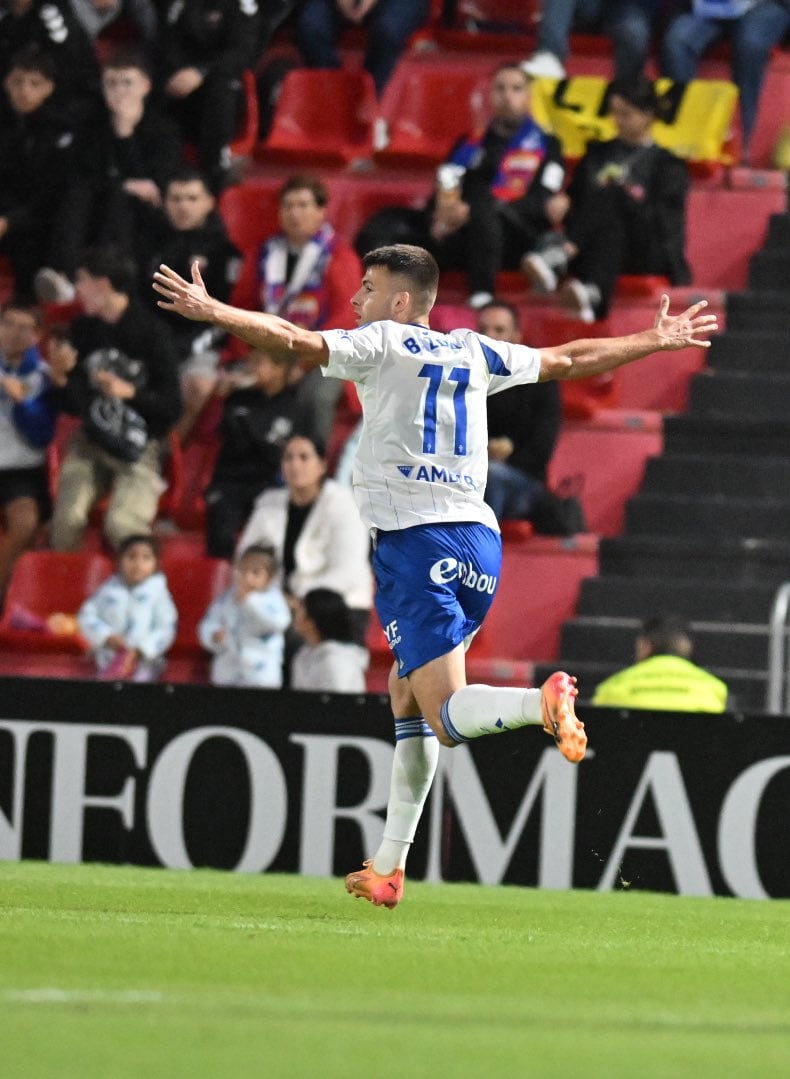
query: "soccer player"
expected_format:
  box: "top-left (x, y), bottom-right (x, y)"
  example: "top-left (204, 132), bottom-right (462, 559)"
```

top-left (153, 244), bottom-right (718, 909)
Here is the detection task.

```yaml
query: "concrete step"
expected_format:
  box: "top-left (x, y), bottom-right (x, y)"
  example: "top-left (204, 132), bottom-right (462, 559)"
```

top-left (725, 291), bottom-right (790, 332)
top-left (641, 453), bottom-right (790, 499)
top-left (688, 370), bottom-right (790, 422)
top-left (707, 331), bottom-right (789, 371)
top-left (625, 492), bottom-right (790, 540)
top-left (664, 415), bottom-right (790, 456)
top-left (577, 574), bottom-right (776, 624)
top-left (598, 534), bottom-right (790, 586)
top-left (748, 249), bottom-right (790, 291)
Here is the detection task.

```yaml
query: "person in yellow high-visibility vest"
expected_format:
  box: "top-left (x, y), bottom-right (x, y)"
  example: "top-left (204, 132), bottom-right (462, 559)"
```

top-left (592, 613), bottom-right (730, 713)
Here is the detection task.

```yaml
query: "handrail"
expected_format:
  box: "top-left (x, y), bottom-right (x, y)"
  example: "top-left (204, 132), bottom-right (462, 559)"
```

top-left (766, 581), bottom-right (790, 714)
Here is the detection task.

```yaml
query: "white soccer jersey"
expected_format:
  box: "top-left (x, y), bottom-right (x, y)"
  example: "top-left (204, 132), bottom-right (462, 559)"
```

top-left (321, 321), bottom-right (542, 531)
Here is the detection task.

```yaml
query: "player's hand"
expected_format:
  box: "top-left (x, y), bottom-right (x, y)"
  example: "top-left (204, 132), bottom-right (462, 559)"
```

top-left (654, 294), bottom-right (718, 351)
top-left (153, 261), bottom-right (214, 322)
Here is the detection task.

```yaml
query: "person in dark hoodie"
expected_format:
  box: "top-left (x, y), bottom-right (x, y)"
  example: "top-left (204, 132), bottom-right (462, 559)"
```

top-left (139, 166), bottom-right (241, 441)
top-left (34, 45), bottom-right (184, 303)
top-left (48, 245), bottom-right (182, 552)
top-left (0, 44), bottom-right (77, 294)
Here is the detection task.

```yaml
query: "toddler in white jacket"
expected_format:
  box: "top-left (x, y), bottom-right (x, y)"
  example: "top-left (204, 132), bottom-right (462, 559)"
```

top-left (78, 534), bottom-right (178, 681)
top-left (198, 544), bottom-right (291, 688)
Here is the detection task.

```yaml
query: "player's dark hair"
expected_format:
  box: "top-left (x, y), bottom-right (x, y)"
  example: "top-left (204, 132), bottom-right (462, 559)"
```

top-left (118, 533), bottom-right (161, 564)
top-left (6, 44), bottom-right (56, 81)
top-left (279, 174), bottom-right (329, 208)
top-left (237, 544), bottom-right (279, 577)
top-left (302, 588), bottom-right (354, 644)
top-left (363, 244), bottom-right (439, 311)
top-left (79, 245), bottom-right (137, 295)
top-left (639, 614), bottom-right (693, 658)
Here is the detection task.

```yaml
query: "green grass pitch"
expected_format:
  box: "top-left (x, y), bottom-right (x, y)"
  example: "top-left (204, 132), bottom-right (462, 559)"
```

top-left (2, 862), bottom-right (789, 1078)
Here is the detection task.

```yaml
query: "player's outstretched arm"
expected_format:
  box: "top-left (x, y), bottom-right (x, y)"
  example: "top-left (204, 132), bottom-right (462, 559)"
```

top-left (538, 294), bottom-right (718, 381)
top-left (152, 261), bottom-right (329, 366)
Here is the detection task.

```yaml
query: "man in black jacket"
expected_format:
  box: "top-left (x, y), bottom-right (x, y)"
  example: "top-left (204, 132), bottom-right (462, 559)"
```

top-left (49, 245), bottom-right (182, 551)
top-left (0, 45), bottom-right (76, 294)
top-left (159, 0), bottom-right (264, 194)
top-left (522, 75), bottom-right (691, 323)
top-left (139, 166), bottom-right (241, 441)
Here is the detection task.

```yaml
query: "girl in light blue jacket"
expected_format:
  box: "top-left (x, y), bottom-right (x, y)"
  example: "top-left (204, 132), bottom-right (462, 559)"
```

top-left (198, 544), bottom-right (291, 688)
top-left (78, 534), bottom-right (178, 681)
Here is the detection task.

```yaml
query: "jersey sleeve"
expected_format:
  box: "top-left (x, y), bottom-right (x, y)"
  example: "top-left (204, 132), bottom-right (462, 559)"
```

top-left (471, 333), bottom-right (542, 395)
top-left (319, 323), bottom-right (384, 384)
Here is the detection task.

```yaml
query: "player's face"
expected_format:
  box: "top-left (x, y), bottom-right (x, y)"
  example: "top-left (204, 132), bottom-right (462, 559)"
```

top-left (165, 181), bottom-right (215, 231)
top-left (490, 68), bottom-right (531, 125)
top-left (279, 189), bottom-right (325, 246)
top-left (351, 266), bottom-right (407, 325)
top-left (609, 94), bottom-right (653, 145)
top-left (3, 69), bottom-right (54, 114)
top-left (477, 307), bottom-right (519, 343)
top-left (119, 542), bottom-right (157, 586)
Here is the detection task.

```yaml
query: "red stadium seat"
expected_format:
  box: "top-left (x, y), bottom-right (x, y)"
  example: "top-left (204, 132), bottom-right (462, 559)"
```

top-left (0, 550), bottom-right (112, 653)
top-left (161, 553), bottom-right (232, 681)
top-left (376, 62), bottom-right (489, 168)
top-left (256, 69), bottom-right (377, 167)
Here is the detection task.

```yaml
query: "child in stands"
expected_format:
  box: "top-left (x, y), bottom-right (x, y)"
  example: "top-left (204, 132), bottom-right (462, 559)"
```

top-left (291, 588), bottom-right (369, 693)
top-left (198, 544), bottom-right (291, 688)
top-left (77, 533), bottom-right (177, 680)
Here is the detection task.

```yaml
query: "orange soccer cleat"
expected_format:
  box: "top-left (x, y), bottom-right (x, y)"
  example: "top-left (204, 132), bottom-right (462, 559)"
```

top-left (345, 860), bottom-right (404, 909)
top-left (541, 671), bottom-right (587, 763)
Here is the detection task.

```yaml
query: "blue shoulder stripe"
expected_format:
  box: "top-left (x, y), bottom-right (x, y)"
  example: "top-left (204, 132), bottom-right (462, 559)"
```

top-left (479, 339), bottom-right (512, 376)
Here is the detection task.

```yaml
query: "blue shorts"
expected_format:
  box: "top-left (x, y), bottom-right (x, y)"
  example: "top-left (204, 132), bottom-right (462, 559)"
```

top-left (372, 522), bottom-right (502, 678)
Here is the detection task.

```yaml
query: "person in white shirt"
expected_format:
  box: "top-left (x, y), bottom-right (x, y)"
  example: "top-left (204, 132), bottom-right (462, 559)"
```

top-left (291, 588), bottom-right (369, 694)
top-left (77, 533), bottom-right (177, 681)
top-left (153, 242), bottom-right (718, 908)
top-left (198, 543), bottom-right (291, 689)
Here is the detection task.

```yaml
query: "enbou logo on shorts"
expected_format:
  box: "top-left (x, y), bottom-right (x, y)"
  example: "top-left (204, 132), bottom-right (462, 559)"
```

top-left (429, 557), bottom-right (498, 594)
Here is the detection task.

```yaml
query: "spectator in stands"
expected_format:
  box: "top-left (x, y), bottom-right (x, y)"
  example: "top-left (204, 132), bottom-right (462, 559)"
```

top-left (0, 298), bottom-right (58, 601)
top-left (476, 300), bottom-right (562, 524)
top-left (236, 433), bottom-right (373, 650)
top-left (591, 613), bottom-right (730, 711)
top-left (661, 0), bottom-right (790, 164)
top-left (522, 75), bottom-right (691, 322)
top-left (291, 587), bottom-right (369, 693)
top-left (295, 0), bottom-right (431, 97)
top-left (34, 46), bottom-right (184, 304)
top-left (356, 64), bottom-right (566, 309)
top-left (158, 0), bottom-right (264, 194)
top-left (0, 0), bottom-right (101, 122)
top-left (203, 349), bottom-right (299, 560)
top-left (48, 245), bottom-right (182, 552)
top-left (139, 166), bottom-right (241, 443)
top-left (77, 532), bottom-right (177, 681)
top-left (0, 45), bottom-right (77, 296)
top-left (198, 543), bottom-right (291, 688)
top-left (68, 0), bottom-right (158, 50)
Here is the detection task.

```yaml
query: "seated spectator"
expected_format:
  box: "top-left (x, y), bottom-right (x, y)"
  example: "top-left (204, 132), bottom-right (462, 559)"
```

top-left (77, 532), bottom-right (177, 681)
top-left (0, 0), bottom-right (101, 122)
top-left (476, 301), bottom-right (562, 524)
top-left (34, 46), bottom-right (184, 303)
top-left (522, 75), bottom-right (691, 322)
top-left (48, 245), bottom-right (182, 551)
top-left (295, 0), bottom-right (430, 97)
top-left (158, 0), bottom-right (264, 194)
top-left (204, 349), bottom-right (299, 560)
top-left (291, 587), bottom-right (369, 693)
top-left (68, 0), bottom-right (158, 50)
top-left (591, 613), bottom-right (730, 712)
top-left (138, 166), bottom-right (241, 443)
top-left (522, 1), bottom-right (670, 83)
top-left (661, 0), bottom-right (790, 164)
top-left (198, 543), bottom-right (291, 688)
top-left (236, 433), bottom-right (373, 650)
top-left (0, 298), bottom-right (58, 600)
top-left (355, 64), bottom-right (566, 309)
top-left (0, 45), bottom-right (77, 296)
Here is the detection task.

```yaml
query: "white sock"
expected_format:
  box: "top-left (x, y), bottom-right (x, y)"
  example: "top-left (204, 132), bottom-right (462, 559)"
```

top-left (372, 717), bottom-right (439, 875)
top-left (440, 684), bottom-right (543, 743)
